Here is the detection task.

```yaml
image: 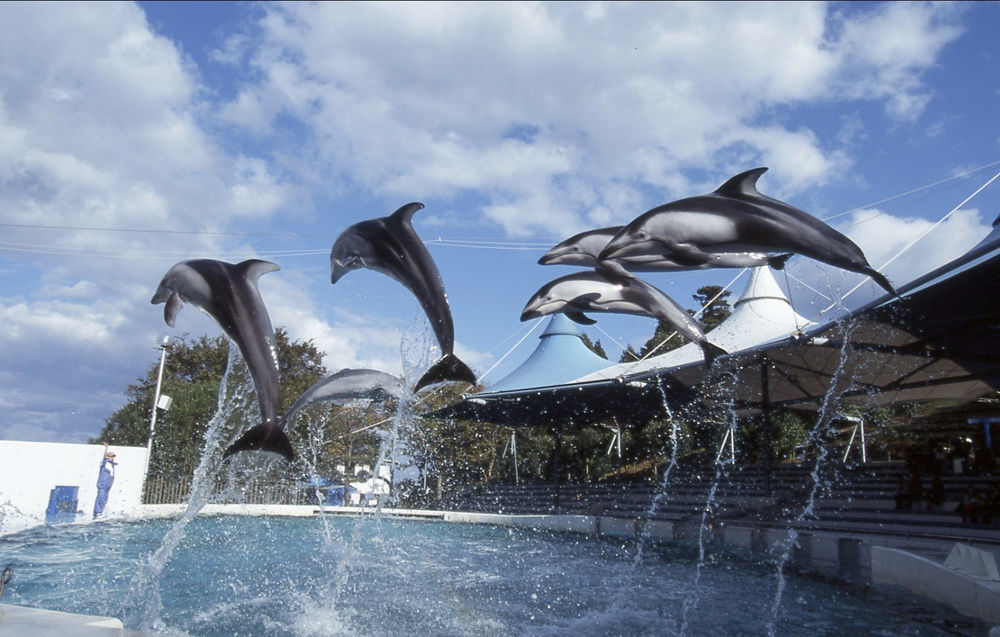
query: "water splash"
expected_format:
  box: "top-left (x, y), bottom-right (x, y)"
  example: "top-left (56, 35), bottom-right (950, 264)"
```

top-left (632, 379), bottom-right (681, 568)
top-left (675, 367), bottom-right (740, 635)
top-left (763, 316), bottom-right (861, 636)
top-left (123, 344), bottom-right (257, 630)
top-left (279, 320), bottom-right (422, 625)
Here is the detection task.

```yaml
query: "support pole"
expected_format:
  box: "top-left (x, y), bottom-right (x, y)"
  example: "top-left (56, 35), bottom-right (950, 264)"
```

top-left (841, 416), bottom-right (866, 464)
top-left (512, 432), bottom-right (519, 484)
top-left (730, 422), bottom-right (736, 463)
top-left (860, 417), bottom-right (867, 463)
top-left (606, 425), bottom-right (622, 458)
top-left (142, 339), bottom-right (169, 493)
top-left (716, 427), bottom-right (731, 464)
top-left (843, 424), bottom-right (859, 464)
top-left (502, 431), bottom-right (520, 484)
top-left (760, 358), bottom-right (774, 497)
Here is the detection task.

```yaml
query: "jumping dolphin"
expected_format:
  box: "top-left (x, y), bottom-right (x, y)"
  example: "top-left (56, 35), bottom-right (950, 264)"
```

top-left (283, 368), bottom-right (408, 424)
top-left (150, 259), bottom-right (293, 461)
top-left (539, 226), bottom-right (792, 276)
top-left (598, 168), bottom-right (897, 296)
top-left (520, 271), bottom-right (726, 366)
top-left (329, 202), bottom-right (477, 392)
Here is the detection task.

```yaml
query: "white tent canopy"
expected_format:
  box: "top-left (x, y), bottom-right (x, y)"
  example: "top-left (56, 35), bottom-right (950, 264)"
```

top-left (573, 266), bottom-right (812, 383)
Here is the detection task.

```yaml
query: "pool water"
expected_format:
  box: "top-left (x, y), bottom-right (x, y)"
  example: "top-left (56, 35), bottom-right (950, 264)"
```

top-left (0, 515), bottom-right (987, 636)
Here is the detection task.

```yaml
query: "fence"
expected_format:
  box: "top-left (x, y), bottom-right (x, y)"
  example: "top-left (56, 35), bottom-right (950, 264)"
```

top-left (143, 474), bottom-right (317, 506)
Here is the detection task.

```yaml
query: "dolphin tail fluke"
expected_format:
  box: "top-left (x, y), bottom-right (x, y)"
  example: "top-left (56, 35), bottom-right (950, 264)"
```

top-left (414, 354), bottom-right (477, 392)
top-left (700, 341), bottom-right (727, 367)
top-left (224, 424), bottom-right (295, 461)
top-left (768, 253), bottom-right (794, 270)
top-left (865, 269), bottom-right (899, 298)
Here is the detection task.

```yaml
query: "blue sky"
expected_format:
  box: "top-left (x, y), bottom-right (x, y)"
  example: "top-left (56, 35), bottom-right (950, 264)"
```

top-left (1, 1), bottom-right (999, 443)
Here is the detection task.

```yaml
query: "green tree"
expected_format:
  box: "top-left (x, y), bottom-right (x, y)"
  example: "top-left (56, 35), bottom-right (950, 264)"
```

top-left (580, 334), bottom-right (608, 360)
top-left (619, 344), bottom-right (639, 363)
top-left (94, 329), bottom-right (327, 479)
top-left (692, 285), bottom-right (732, 331)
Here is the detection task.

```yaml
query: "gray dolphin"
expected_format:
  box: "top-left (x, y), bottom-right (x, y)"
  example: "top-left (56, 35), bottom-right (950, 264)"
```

top-left (150, 259), bottom-right (293, 461)
top-left (283, 368), bottom-right (407, 424)
top-left (599, 168), bottom-right (897, 296)
top-left (520, 271), bottom-right (726, 366)
top-left (539, 225), bottom-right (792, 277)
top-left (330, 202), bottom-right (477, 392)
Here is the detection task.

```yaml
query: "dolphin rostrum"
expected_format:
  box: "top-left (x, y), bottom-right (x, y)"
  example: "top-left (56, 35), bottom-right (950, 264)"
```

top-left (520, 271), bottom-right (726, 366)
top-left (539, 225), bottom-right (792, 277)
top-left (329, 202), bottom-right (477, 391)
top-left (599, 168), bottom-right (897, 296)
top-left (150, 259), bottom-right (293, 460)
top-left (283, 368), bottom-right (408, 425)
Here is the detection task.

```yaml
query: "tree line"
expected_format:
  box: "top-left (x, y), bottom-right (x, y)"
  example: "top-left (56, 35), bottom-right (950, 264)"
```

top-left (94, 286), bottom-right (916, 505)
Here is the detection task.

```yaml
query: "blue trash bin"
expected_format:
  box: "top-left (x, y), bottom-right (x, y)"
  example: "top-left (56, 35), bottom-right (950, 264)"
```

top-left (324, 485), bottom-right (346, 506)
top-left (45, 485), bottom-right (79, 524)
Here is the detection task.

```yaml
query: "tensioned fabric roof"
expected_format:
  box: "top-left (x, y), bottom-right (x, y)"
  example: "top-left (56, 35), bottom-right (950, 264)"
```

top-left (486, 314), bottom-right (612, 393)
top-left (432, 218), bottom-right (1000, 426)
top-left (572, 266), bottom-right (813, 383)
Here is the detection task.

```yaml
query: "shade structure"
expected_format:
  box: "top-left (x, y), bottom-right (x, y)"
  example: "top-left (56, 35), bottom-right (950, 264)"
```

top-left (572, 266), bottom-right (813, 383)
top-left (431, 218), bottom-right (1000, 425)
top-left (486, 314), bottom-right (612, 393)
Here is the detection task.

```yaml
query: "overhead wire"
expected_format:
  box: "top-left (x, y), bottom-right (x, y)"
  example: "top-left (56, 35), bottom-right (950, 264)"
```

top-left (3, 161), bottom-right (999, 375)
top-left (819, 168), bottom-right (1000, 315)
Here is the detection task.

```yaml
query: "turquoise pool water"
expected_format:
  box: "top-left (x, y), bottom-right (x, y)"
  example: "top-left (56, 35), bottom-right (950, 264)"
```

top-left (0, 515), bottom-right (986, 635)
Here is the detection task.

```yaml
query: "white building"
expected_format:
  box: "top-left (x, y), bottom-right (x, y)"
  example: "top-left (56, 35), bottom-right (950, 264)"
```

top-left (0, 441), bottom-right (148, 535)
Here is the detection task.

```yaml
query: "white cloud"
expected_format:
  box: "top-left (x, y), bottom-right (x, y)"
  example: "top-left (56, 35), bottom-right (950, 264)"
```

top-left (217, 2), bottom-right (963, 236)
top-left (0, 2), bottom-right (977, 443)
top-left (842, 207), bottom-right (989, 284)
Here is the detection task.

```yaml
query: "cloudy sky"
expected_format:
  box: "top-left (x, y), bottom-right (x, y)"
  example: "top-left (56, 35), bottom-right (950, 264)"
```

top-left (1, 1), bottom-right (999, 443)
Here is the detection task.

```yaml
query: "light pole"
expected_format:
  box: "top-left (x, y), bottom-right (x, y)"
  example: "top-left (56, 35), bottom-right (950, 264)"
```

top-left (142, 335), bottom-right (173, 492)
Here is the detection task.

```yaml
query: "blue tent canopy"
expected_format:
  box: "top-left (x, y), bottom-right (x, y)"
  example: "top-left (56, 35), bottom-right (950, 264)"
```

top-left (487, 314), bottom-right (611, 393)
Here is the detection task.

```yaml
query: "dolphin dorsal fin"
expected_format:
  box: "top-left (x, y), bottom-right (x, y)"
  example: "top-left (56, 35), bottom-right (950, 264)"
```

top-left (714, 167), bottom-right (768, 198)
top-left (237, 259), bottom-right (281, 283)
top-left (391, 202), bottom-right (425, 225)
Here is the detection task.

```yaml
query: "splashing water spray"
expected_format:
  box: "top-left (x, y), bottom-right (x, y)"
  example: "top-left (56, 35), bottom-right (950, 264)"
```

top-left (123, 345), bottom-right (259, 630)
top-left (763, 316), bottom-right (861, 637)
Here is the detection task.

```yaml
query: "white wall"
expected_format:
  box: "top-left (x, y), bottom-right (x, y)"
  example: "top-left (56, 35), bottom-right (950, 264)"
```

top-left (0, 440), bottom-right (148, 535)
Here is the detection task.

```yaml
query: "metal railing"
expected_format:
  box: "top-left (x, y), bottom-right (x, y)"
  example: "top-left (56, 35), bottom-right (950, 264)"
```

top-left (143, 474), bottom-right (315, 506)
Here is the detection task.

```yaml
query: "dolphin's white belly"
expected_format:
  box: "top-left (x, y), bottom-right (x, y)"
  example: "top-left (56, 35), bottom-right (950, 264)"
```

top-left (647, 212), bottom-right (740, 244)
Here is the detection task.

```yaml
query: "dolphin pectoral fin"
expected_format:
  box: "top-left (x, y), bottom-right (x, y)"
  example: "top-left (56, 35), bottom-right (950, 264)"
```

top-left (566, 311), bottom-right (597, 325)
top-left (664, 243), bottom-right (714, 267)
top-left (163, 292), bottom-right (184, 327)
top-left (700, 342), bottom-right (727, 367)
top-left (224, 423), bottom-right (295, 461)
top-left (714, 167), bottom-right (768, 199)
top-left (768, 253), bottom-right (794, 270)
top-left (414, 353), bottom-right (477, 392)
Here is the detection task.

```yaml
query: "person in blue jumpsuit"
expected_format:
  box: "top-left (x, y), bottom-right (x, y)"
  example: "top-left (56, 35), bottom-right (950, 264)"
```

top-left (93, 442), bottom-right (117, 519)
